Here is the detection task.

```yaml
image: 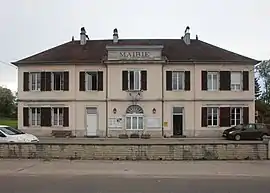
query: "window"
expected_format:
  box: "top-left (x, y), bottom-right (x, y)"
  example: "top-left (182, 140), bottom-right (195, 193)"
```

top-left (52, 72), bottom-right (64, 91)
top-left (231, 72), bottom-right (241, 91)
top-left (207, 72), bottom-right (219, 91)
top-left (30, 72), bottom-right (41, 91)
top-left (125, 105), bottom-right (144, 130)
top-left (85, 72), bottom-right (98, 91)
top-left (207, 107), bottom-right (218, 126)
top-left (172, 71), bottom-right (184, 90)
top-left (126, 115), bottom-right (144, 130)
top-left (30, 108), bottom-right (41, 126)
top-left (230, 107), bottom-right (242, 126)
top-left (52, 108), bottom-right (63, 126)
top-left (128, 71), bottom-right (141, 91)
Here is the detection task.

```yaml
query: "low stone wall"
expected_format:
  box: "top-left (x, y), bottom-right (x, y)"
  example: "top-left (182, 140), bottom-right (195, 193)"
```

top-left (0, 142), bottom-right (267, 160)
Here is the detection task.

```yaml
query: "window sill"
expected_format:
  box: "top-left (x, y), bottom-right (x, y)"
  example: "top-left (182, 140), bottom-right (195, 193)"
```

top-left (125, 129), bottom-right (144, 131)
top-left (171, 89), bottom-right (186, 92)
top-left (85, 90), bottom-right (99, 92)
top-left (206, 126), bottom-right (220, 128)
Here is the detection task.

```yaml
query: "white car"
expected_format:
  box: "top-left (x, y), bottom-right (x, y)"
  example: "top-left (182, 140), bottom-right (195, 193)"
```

top-left (0, 125), bottom-right (39, 143)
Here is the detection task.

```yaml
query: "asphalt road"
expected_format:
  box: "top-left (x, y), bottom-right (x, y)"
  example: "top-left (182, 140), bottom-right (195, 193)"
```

top-left (1, 175), bottom-right (270, 193)
top-left (1, 160), bottom-right (270, 193)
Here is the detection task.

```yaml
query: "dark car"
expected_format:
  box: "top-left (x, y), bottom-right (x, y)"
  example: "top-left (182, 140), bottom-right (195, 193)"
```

top-left (222, 123), bottom-right (270, 141)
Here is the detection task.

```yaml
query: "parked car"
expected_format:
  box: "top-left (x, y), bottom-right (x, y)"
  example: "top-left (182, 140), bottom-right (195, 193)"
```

top-left (222, 123), bottom-right (270, 141)
top-left (0, 125), bottom-right (39, 143)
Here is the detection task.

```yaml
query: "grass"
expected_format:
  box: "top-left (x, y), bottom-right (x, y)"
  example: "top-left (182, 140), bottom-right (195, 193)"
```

top-left (0, 118), bottom-right (18, 128)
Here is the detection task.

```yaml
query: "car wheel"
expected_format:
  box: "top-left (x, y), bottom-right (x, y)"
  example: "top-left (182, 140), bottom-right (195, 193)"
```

top-left (234, 134), bottom-right (241, 141)
top-left (261, 134), bottom-right (268, 140)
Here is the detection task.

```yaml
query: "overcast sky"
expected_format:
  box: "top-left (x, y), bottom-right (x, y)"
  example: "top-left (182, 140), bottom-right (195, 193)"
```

top-left (0, 0), bottom-right (269, 92)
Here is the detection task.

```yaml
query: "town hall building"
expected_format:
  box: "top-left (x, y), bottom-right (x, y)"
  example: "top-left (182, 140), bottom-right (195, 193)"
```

top-left (13, 27), bottom-right (258, 138)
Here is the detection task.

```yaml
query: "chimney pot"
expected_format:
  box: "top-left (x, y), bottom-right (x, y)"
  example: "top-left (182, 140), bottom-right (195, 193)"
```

top-left (183, 26), bottom-right (191, 45)
top-left (113, 28), bottom-right (119, 43)
top-left (80, 27), bottom-right (88, 45)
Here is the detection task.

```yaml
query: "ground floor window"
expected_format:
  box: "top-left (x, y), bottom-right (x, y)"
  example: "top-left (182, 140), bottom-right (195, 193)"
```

top-left (126, 115), bottom-right (144, 130)
top-left (30, 107), bottom-right (41, 126)
top-left (230, 107), bottom-right (242, 126)
top-left (52, 107), bottom-right (64, 126)
top-left (207, 107), bottom-right (219, 126)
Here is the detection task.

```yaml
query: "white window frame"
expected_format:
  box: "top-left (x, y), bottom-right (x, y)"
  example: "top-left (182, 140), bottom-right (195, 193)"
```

top-left (51, 72), bottom-right (64, 91)
top-left (207, 107), bottom-right (219, 127)
top-left (29, 107), bottom-right (41, 126)
top-left (172, 71), bottom-right (185, 90)
top-left (85, 71), bottom-right (98, 91)
top-left (30, 72), bottom-right (41, 91)
top-left (125, 114), bottom-right (144, 130)
top-left (231, 72), bottom-right (242, 91)
top-left (51, 107), bottom-right (64, 126)
top-left (230, 107), bottom-right (242, 126)
top-left (207, 72), bottom-right (219, 91)
top-left (128, 70), bottom-right (141, 91)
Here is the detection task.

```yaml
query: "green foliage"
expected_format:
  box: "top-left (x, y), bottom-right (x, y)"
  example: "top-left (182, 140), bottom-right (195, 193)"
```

top-left (0, 118), bottom-right (17, 128)
top-left (0, 86), bottom-right (16, 118)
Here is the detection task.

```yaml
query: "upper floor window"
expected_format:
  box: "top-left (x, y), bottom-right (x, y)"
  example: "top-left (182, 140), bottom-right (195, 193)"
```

top-left (172, 71), bottom-right (184, 90)
top-left (30, 72), bottom-right (41, 91)
top-left (51, 72), bottom-right (64, 91)
top-left (207, 72), bottom-right (219, 91)
top-left (231, 72), bottom-right (241, 91)
top-left (122, 70), bottom-right (147, 91)
top-left (79, 71), bottom-right (103, 91)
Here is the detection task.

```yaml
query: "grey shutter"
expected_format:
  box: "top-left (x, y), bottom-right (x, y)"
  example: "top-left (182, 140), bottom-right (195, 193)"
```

top-left (41, 107), bottom-right (51, 127)
top-left (201, 107), bottom-right (208, 127)
top-left (23, 107), bottom-right (29, 126)
top-left (219, 107), bottom-right (230, 126)
top-left (219, 71), bottom-right (231, 90)
top-left (141, 70), bottom-right (147, 90)
top-left (166, 71), bottom-right (172, 91)
top-left (243, 71), bottom-right (249, 91)
top-left (243, 107), bottom-right (249, 124)
top-left (79, 72), bottom-right (85, 91)
top-left (23, 72), bottom-right (29, 91)
top-left (201, 71), bottom-right (207, 90)
top-left (122, 71), bottom-right (128, 91)
top-left (63, 107), bottom-right (69, 127)
top-left (184, 71), bottom-right (190, 91)
top-left (45, 72), bottom-right (51, 91)
top-left (97, 71), bottom-right (103, 91)
top-left (63, 71), bottom-right (69, 91)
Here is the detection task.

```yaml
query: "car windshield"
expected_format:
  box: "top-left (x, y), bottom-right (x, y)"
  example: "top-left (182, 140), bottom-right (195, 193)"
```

top-left (0, 127), bottom-right (25, 135)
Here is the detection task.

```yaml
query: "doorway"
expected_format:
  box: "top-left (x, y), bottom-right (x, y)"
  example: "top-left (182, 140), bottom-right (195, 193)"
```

top-left (172, 107), bottom-right (184, 136)
top-left (86, 107), bottom-right (98, 136)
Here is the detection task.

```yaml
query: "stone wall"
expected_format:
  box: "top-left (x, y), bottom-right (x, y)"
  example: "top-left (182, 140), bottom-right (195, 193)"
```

top-left (0, 143), bottom-right (267, 160)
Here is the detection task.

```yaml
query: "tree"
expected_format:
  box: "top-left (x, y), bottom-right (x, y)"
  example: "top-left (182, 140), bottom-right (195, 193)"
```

top-left (255, 77), bottom-right (261, 99)
top-left (0, 86), bottom-right (16, 118)
top-left (255, 59), bottom-right (270, 104)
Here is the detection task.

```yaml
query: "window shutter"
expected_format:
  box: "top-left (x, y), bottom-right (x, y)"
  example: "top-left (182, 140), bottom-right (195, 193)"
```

top-left (166, 71), bottom-right (172, 91)
top-left (41, 107), bottom-right (51, 127)
top-left (45, 72), bottom-right (51, 91)
top-left (122, 71), bottom-right (128, 91)
top-left (129, 71), bottom-right (134, 90)
top-left (141, 70), bottom-right (147, 90)
top-left (97, 71), bottom-right (103, 91)
top-left (243, 71), bottom-right (249, 91)
top-left (63, 71), bottom-right (69, 91)
top-left (79, 72), bottom-right (85, 91)
top-left (63, 107), bottom-right (69, 127)
top-left (184, 71), bottom-right (190, 91)
top-left (220, 71), bottom-right (231, 90)
top-left (243, 107), bottom-right (249, 124)
top-left (219, 107), bottom-right (230, 127)
top-left (91, 72), bottom-right (97, 90)
top-left (23, 107), bottom-right (29, 126)
top-left (41, 72), bottom-right (46, 91)
top-left (201, 71), bottom-right (207, 90)
top-left (23, 72), bottom-right (30, 91)
top-left (201, 107), bottom-right (208, 127)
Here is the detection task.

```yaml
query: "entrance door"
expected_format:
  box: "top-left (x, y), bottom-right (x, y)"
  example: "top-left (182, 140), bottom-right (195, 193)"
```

top-left (173, 114), bottom-right (183, 135)
top-left (86, 107), bottom-right (97, 136)
top-left (172, 107), bottom-right (184, 136)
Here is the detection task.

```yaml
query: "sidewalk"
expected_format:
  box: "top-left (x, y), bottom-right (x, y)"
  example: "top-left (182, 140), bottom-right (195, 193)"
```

top-left (1, 160), bottom-right (270, 178)
top-left (38, 137), bottom-right (263, 144)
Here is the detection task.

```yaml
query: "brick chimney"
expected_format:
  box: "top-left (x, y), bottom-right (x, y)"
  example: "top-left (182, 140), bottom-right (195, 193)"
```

top-left (80, 27), bottom-right (89, 45)
top-left (183, 26), bottom-right (190, 45)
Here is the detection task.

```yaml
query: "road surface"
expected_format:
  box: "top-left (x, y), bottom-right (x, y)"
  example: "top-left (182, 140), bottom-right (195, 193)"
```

top-left (1, 160), bottom-right (270, 193)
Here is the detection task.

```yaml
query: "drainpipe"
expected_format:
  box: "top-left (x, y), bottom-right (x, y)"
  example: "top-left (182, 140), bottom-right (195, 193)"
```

top-left (161, 57), bottom-right (167, 137)
top-left (192, 60), bottom-right (196, 137)
top-left (104, 60), bottom-right (108, 138)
